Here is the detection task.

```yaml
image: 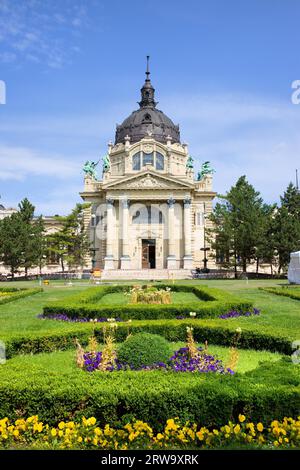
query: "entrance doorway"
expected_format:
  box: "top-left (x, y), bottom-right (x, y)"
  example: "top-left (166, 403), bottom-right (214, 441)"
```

top-left (141, 239), bottom-right (156, 269)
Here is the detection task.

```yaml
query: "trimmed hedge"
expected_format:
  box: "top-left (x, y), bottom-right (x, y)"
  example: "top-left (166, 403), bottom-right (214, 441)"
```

top-left (43, 284), bottom-right (253, 321)
top-left (260, 286), bottom-right (300, 301)
top-left (0, 287), bottom-right (43, 305)
top-left (3, 317), bottom-right (293, 358)
top-left (0, 356), bottom-right (298, 428)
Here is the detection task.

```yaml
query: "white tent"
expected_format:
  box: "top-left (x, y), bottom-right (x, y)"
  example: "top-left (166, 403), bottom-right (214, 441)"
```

top-left (288, 251), bottom-right (300, 285)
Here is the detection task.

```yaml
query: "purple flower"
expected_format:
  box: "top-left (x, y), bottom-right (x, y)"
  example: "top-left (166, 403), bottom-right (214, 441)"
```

top-left (219, 308), bottom-right (261, 320)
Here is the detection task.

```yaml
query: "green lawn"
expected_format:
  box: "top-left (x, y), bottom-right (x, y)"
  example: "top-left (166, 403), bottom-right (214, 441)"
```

top-left (99, 291), bottom-right (200, 305)
top-left (1, 279), bottom-right (299, 342)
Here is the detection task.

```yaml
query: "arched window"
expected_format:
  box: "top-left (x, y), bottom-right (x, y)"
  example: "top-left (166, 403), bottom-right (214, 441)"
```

top-left (156, 152), bottom-right (164, 170)
top-left (142, 152), bottom-right (154, 166)
top-left (132, 152), bottom-right (141, 170)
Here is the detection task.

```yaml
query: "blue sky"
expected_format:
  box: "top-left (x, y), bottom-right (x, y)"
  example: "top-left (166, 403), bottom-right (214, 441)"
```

top-left (0, 0), bottom-right (300, 214)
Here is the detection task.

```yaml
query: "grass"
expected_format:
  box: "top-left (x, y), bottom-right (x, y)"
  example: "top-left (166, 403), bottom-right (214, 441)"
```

top-left (1, 279), bottom-right (299, 342)
top-left (99, 291), bottom-right (200, 305)
top-left (2, 342), bottom-right (281, 374)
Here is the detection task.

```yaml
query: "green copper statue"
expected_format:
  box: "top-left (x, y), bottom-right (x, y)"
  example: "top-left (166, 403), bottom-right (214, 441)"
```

top-left (83, 160), bottom-right (99, 180)
top-left (197, 161), bottom-right (215, 181)
top-left (102, 154), bottom-right (110, 173)
top-left (186, 155), bottom-right (194, 169)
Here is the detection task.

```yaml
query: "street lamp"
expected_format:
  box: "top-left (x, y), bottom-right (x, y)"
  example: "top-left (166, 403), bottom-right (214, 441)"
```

top-left (90, 214), bottom-right (99, 270)
top-left (200, 203), bottom-right (210, 272)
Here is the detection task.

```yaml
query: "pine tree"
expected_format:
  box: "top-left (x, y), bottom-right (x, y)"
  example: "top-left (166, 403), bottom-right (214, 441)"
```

top-left (273, 183), bottom-right (300, 273)
top-left (47, 203), bottom-right (90, 272)
top-left (209, 176), bottom-right (269, 275)
top-left (0, 213), bottom-right (24, 278)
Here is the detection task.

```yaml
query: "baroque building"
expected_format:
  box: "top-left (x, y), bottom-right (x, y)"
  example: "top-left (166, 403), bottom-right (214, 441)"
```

top-left (80, 60), bottom-right (216, 278)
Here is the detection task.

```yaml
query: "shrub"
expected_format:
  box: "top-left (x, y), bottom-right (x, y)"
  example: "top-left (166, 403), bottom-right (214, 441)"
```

top-left (0, 287), bottom-right (42, 304)
top-left (260, 287), bottom-right (300, 301)
top-left (0, 357), bottom-right (299, 428)
top-left (43, 284), bottom-right (253, 321)
top-left (3, 317), bottom-right (294, 359)
top-left (117, 333), bottom-right (173, 369)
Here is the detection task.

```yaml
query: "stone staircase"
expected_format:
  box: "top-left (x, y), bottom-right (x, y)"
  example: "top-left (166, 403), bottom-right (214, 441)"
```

top-left (101, 269), bottom-right (192, 281)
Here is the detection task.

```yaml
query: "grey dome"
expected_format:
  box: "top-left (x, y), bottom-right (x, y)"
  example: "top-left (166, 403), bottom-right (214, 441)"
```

top-left (115, 58), bottom-right (180, 145)
top-left (115, 107), bottom-right (180, 145)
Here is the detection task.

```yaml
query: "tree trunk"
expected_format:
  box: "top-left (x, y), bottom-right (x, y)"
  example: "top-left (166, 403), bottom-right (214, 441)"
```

top-left (25, 266), bottom-right (28, 279)
top-left (61, 257), bottom-right (65, 273)
top-left (256, 258), bottom-right (259, 274)
top-left (242, 258), bottom-right (247, 273)
top-left (11, 267), bottom-right (14, 280)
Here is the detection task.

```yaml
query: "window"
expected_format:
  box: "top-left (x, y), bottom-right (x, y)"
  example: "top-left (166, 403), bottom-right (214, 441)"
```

top-left (132, 205), bottom-right (163, 224)
top-left (132, 152), bottom-right (141, 170)
top-left (196, 212), bottom-right (204, 226)
top-left (156, 152), bottom-right (164, 170)
top-left (143, 152), bottom-right (154, 166)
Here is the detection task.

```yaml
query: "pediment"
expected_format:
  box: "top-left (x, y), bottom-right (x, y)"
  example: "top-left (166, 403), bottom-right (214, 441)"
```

top-left (103, 171), bottom-right (194, 190)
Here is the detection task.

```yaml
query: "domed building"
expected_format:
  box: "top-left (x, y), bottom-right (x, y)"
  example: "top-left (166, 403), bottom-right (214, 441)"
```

top-left (80, 59), bottom-right (216, 279)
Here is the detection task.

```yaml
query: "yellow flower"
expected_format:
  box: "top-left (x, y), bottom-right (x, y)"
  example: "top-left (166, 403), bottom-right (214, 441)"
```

top-left (233, 424), bottom-right (241, 434)
top-left (196, 431), bottom-right (204, 441)
top-left (238, 414), bottom-right (246, 423)
top-left (58, 430), bottom-right (64, 437)
top-left (77, 436), bottom-right (83, 443)
top-left (156, 433), bottom-right (164, 441)
top-left (94, 427), bottom-right (102, 436)
top-left (58, 422), bottom-right (65, 430)
top-left (257, 423), bottom-right (264, 432)
top-left (224, 425), bottom-right (231, 434)
top-left (13, 429), bottom-right (19, 437)
top-left (88, 417), bottom-right (96, 426)
top-left (50, 428), bottom-right (57, 437)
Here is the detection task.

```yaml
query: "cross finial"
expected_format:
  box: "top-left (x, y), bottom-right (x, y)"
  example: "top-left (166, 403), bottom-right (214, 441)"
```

top-left (146, 55), bottom-right (150, 80)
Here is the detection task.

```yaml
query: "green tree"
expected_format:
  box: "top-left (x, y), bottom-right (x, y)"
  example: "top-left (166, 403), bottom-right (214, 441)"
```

top-left (18, 198), bottom-right (46, 277)
top-left (0, 213), bottom-right (24, 279)
top-left (273, 183), bottom-right (300, 273)
top-left (47, 203), bottom-right (90, 272)
top-left (209, 176), bottom-right (269, 275)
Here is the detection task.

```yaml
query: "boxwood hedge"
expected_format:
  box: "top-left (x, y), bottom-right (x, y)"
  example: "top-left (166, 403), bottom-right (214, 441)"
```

top-left (0, 287), bottom-right (42, 305)
top-left (0, 356), bottom-right (298, 429)
top-left (43, 284), bottom-right (253, 321)
top-left (260, 286), bottom-right (300, 301)
top-left (3, 317), bottom-right (293, 358)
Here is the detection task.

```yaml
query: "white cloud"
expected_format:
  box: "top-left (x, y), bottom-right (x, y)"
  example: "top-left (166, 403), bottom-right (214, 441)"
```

top-left (0, 145), bottom-right (80, 180)
top-left (0, 0), bottom-right (90, 68)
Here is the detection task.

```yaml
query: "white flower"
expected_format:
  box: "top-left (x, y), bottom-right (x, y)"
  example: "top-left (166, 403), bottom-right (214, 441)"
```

top-left (107, 318), bottom-right (116, 322)
top-left (236, 327), bottom-right (242, 333)
top-left (189, 312), bottom-right (197, 317)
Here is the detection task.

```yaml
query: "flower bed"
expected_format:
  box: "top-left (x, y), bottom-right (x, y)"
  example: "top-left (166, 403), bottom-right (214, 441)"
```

top-left (83, 346), bottom-right (234, 375)
top-left (37, 313), bottom-right (122, 323)
top-left (43, 284), bottom-right (253, 321)
top-left (0, 415), bottom-right (299, 449)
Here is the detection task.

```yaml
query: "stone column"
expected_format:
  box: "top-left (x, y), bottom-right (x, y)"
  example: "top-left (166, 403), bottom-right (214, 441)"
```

top-left (167, 197), bottom-right (177, 269)
top-left (104, 198), bottom-right (115, 270)
top-left (183, 197), bottom-right (193, 269)
top-left (120, 198), bottom-right (131, 270)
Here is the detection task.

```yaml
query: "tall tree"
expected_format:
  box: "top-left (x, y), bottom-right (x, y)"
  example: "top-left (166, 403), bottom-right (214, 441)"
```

top-left (0, 213), bottom-right (24, 278)
top-left (209, 176), bottom-right (269, 275)
top-left (273, 183), bottom-right (300, 273)
top-left (47, 203), bottom-right (90, 272)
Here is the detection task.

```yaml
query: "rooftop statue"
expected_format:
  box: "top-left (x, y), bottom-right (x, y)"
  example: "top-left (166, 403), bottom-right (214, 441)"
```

top-left (102, 154), bottom-right (110, 173)
top-left (186, 155), bottom-right (194, 169)
top-left (83, 160), bottom-right (99, 180)
top-left (197, 161), bottom-right (215, 181)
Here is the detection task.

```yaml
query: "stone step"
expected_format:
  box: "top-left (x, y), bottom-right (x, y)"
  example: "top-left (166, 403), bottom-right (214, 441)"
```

top-left (101, 269), bottom-right (192, 280)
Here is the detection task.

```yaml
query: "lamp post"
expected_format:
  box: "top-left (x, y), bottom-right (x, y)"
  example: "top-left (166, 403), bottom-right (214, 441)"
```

top-left (200, 203), bottom-right (210, 272)
top-left (90, 214), bottom-right (98, 270)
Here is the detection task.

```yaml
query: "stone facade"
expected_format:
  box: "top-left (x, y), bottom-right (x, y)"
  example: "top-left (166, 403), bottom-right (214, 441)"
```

top-left (80, 136), bottom-right (216, 272)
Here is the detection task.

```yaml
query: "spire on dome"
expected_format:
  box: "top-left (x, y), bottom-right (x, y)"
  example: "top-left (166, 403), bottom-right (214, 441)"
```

top-left (139, 55), bottom-right (157, 108)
